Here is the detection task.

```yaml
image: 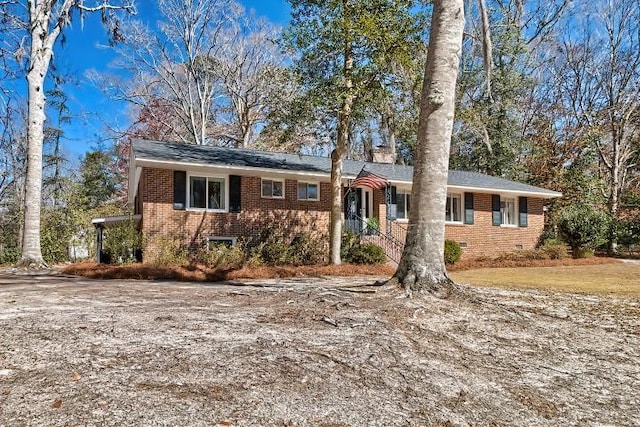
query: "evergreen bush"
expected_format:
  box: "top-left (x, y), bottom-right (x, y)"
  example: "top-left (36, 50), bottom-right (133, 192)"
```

top-left (103, 219), bottom-right (142, 264)
top-left (557, 204), bottom-right (610, 258)
top-left (344, 242), bottom-right (386, 264)
top-left (444, 239), bottom-right (462, 264)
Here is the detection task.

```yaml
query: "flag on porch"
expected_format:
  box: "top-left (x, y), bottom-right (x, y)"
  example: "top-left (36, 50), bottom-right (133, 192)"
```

top-left (351, 167), bottom-right (388, 190)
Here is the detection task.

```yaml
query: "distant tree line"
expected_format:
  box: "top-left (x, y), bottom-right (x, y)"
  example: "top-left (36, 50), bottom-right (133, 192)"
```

top-left (1, 0), bottom-right (639, 271)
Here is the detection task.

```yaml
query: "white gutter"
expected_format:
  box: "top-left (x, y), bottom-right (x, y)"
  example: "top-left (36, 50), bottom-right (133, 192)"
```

top-left (387, 180), bottom-right (561, 199)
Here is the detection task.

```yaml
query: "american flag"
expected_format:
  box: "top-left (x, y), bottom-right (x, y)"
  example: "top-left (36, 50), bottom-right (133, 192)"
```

top-left (351, 167), bottom-right (388, 190)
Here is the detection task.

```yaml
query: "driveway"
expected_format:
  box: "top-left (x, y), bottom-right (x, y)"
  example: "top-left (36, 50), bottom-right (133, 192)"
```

top-left (0, 269), bottom-right (638, 426)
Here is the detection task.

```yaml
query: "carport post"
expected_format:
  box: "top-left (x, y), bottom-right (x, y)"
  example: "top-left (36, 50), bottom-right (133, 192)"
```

top-left (95, 224), bottom-right (104, 263)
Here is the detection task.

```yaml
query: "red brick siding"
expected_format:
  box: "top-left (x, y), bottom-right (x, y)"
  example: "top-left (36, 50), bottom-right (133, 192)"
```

top-left (444, 194), bottom-right (544, 259)
top-left (387, 193), bottom-right (546, 259)
top-left (140, 167), bottom-right (548, 260)
top-left (140, 168), bottom-right (330, 258)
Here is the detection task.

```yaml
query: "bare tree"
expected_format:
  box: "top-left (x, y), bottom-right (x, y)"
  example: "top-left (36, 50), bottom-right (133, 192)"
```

top-left (0, 0), bottom-right (135, 267)
top-left (552, 0), bottom-right (640, 219)
top-left (390, 0), bottom-right (465, 294)
top-left (0, 95), bottom-right (26, 207)
top-left (98, 0), bottom-right (286, 148)
top-left (211, 14), bottom-right (288, 148)
top-left (94, 0), bottom-right (235, 145)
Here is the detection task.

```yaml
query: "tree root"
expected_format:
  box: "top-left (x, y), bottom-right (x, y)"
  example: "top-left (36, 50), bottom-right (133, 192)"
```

top-left (15, 257), bottom-right (49, 271)
top-left (384, 274), bottom-right (468, 300)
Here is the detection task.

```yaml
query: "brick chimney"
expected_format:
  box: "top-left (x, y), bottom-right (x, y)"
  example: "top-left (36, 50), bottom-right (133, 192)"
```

top-left (371, 146), bottom-right (395, 164)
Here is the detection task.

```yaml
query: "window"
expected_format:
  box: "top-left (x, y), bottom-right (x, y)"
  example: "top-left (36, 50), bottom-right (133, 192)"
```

top-left (396, 190), bottom-right (410, 219)
top-left (262, 179), bottom-right (284, 198)
top-left (189, 176), bottom-right (225, 210)
top-left (207, 236), bottom-right (236, 250)
top-left (298, 182), bottom-right (319, 201)
top-left (446, 193), bottom-right (462, 222)
top-left (501, 197), bottom-right (516, 225)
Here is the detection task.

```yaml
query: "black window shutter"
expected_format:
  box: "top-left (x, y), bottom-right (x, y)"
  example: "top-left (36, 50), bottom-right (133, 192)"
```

top-left (519, 196), bottom-right (528, 227)
top-left (492, 194), bottom-right (501, 226)
top-left (229, 175), bottom-right (242, 212)
top-left (356, 188), bottom-right (363, 216)
top-left (464, 192), bottom-right (474, 225)
top-left (173, 171), bottom-right (186, 210)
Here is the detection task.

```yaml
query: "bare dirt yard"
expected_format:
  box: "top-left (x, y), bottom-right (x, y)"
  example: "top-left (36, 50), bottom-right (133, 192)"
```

top-left (0, 269), bottom-right (639, 426)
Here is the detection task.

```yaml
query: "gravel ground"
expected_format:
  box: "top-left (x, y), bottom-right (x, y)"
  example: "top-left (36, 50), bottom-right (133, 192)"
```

top-left (0, 271), bottom-right (639, 426)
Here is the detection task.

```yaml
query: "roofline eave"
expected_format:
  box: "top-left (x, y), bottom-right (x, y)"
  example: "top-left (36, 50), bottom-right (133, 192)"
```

top-left (132, 156), bottom-right (562, 199)
top-left (134, 157), bottom-right (333, 180)
top-left (387, 180), bottom-right (561, 199)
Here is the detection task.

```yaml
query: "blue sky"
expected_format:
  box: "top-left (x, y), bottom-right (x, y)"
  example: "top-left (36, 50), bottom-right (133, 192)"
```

top-left (53, 0), bottom-right (291, 161)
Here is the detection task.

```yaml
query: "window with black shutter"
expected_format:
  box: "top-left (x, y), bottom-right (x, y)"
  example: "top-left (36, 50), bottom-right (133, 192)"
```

top-left (173, 171), bottom-right (186, 210)
top-left (492, 194), bottom-right (501, 226)
top-left (464, 192), bottom-right (474, 224)
top-left (519, 196), bottom-right (528, 227)
top-left (229, 175), bottom-right (242, 212)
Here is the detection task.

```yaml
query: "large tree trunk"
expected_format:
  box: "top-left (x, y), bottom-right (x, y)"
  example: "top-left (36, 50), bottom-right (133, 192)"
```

top-left (391, 0), bottom-right (465, 295)
top-left (20, 71), bottom-right (47, 265)
top-left (329, 0), bottom-right (354, 265)
top-left (19, 10), bottom-right (54, 267)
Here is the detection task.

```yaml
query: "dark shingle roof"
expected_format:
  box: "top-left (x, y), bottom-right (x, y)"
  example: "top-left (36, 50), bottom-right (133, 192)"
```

top-left (132, 139), bottom-right (561, 198)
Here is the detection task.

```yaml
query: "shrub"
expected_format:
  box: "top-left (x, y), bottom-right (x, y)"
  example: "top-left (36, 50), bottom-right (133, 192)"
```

top-left (0, 244), bottom-right (19, 265)
top-left (496, 249), bottom-right (546, 262)
top-left (289, 233), bottom-right (327, 265)
top-left (251, 226), bottom-right (328, 266)
top-left (145, 234), bottom-right (189, 267)
top-left (196, 242), bottom-right (247, 269)
top-left (103, 219), bottom-right (142, 264)
top-left (557, 203), bottom-right (610, 258)
top-left (344, 242), bottom-right (386, 264)
top-left (341, 231), bottom-right (360, 260)
top-left (340, 230), bottom-right (386, 264)
top-left (444, 240), bottom-right (462, 264)
top-left (255, 240), bottom-right (291, 266)
top-left (541, 239), bottom-right (569, 260)
top-left (615, 216), bottom-right (640, 255)
top-left (40, 207), bottom-right (76, 264)
top-left (365, 217), bottom-right (380, 235)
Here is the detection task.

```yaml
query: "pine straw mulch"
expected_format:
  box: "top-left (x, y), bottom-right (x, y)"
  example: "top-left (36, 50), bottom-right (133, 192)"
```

top-left (59, 257), bottom-right (619, 282)
top-left (60, 261), bottom-right (396, 282)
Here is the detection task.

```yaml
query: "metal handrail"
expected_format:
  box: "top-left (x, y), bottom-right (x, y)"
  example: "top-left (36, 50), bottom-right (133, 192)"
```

top-left (344, 215), bottom-right (405, 263)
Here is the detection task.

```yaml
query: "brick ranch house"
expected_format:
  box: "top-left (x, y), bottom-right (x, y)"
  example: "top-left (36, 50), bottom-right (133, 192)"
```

top-left (121, 139), bottom-right (561, 262)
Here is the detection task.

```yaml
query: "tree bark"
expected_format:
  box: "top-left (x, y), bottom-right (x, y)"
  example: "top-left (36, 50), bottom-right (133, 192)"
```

top-left (391, 0), bottom-right (465, 295)
top-left (19, 4), bottom-right (55, 267)
top-left (329, 0), bottom-right (354, 265)
top-left (17, 0), bottom-right (134, 268)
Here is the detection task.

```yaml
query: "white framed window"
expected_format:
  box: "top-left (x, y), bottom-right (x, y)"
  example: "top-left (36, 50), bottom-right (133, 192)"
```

top-left (261, 178), bottom-right (284, 199)
top-left (188, 174), bottom-right (226, 211)
top-left (396, 190), bottom-right (411, 220)
top-left (501, 197), bottom-right (517, 226)
top-left (297, 181), bottom-right (319, 201)
top-left (446, 193), bottom-right (462, 223)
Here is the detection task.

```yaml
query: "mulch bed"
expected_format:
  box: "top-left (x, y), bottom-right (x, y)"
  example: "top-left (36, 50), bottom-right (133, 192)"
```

top-left (59, 256), bottom-right (621, 282)
top-left (60, 261), bottom-right (396, 281)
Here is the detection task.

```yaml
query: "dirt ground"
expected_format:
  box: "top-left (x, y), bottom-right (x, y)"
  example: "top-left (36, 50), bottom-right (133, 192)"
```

top-left (0, 270), bottom-right (639, 426)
